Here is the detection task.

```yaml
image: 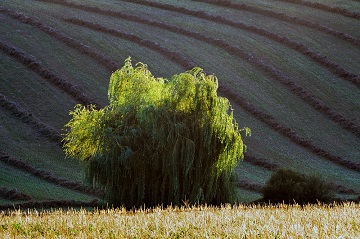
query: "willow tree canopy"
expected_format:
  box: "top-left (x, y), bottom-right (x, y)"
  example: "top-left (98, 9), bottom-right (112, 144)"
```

top-left (63, 58), bottom-right (250, 208)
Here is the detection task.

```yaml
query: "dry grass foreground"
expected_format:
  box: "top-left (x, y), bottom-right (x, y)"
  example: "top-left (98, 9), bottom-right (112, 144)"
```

top-left (0, 203), bottom-right (359, 238)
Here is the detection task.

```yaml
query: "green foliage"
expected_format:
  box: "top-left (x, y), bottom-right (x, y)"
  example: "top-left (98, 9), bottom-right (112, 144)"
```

top-left (261, 169), bottom-right (334, 205)
top-left (63, 58), bottom-right (249, 208)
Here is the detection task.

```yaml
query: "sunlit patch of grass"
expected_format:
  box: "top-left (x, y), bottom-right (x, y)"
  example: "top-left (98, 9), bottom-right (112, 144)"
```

top-left (0, 203), bottom-right (359, 238)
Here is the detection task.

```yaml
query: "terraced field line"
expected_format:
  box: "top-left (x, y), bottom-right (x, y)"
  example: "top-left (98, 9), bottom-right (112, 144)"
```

top-left (0, 40), bottom-right (98, 107)
top-left (0, 6), bottom-right (120, 72)
top-left (123, 0), bottom-right (360, 88)
top-left (279, 0), bottom-right (360, 19)
top-left (0, 199), bottom-right (99, 210)
top-left (0, 188), bottom-right (33, 201)
top-left (0, 93), bottom-right (62, 144)
top-left (237, 180), bottom-right (263, 193)
top-left (194, 0), bottom-right (360, 46)
top-left (64, 18), bottom-right (360, 172)
top-left (0, 151), bottom-right (102, 197)
top-left (244, 154), bottom-right (280, 171)
top-left (63, 12), bottom-right (360, 138)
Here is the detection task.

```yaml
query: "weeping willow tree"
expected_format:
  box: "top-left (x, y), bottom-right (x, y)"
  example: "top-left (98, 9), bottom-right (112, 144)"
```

top-left (63, 58), bottom-right (250, 208)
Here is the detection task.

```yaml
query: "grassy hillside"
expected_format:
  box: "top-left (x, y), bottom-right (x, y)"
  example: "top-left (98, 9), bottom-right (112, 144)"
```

top-left (0, 0), bottom-right (359, 206)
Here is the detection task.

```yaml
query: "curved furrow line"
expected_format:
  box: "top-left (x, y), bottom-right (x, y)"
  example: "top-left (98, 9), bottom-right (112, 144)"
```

top-left (193, 0), bottom-right (360, 46)
top-left (237, 180), bottom-right (263, 193)
top-left (0, 188), bottom-right (33, 201)
top-left (0, 199), bottom-right (99, 210)
top-left (0, 40), bottom-right (98, 107)
top-left (64, 16), bottom-right (360, 138)
top-left (63, 18), bottom-right (360, 172)
top-left (122, 0), bottom-right (360, 87)
top-left (0, 93), bottom-right (62, 144)
top-left (0, 6), bottom-right (120, 72)
top-left (279, 0), bottom-right (360, 19)
top-left (0, 151), bottom-right (103, 197)
top-left (244, 154), bottom-right (280, 171)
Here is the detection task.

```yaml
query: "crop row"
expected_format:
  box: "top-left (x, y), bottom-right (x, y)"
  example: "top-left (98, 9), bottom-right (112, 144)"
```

top-left (51, 1), bottom-right (360, 137)
top-left (244, 154), bottom-right (280, 171)
top-left (64, 18), bottom-right (360, 172)
top-left (0, 187), bottom-right (33, 201)
top-left (279, 0), bottom-right (360, 19)
top-left (194, 0), bottom-right (360, 46)
top-left (0, 151), bottom-right (102, 197)
top-left (0, 199), bottom-right (99, 211)
top-left (0, 40), bottom-right (97, 107)
top-left (0, 7), bottom-right (120, 72)
top-left (124, 0), bottom-right (360, 88)
top-left (0, 93), bottom-right (62, 143)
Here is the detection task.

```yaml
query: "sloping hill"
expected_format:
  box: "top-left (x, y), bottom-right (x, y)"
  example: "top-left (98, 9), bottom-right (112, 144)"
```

top-left (0, 0), bottom-right (359, 206)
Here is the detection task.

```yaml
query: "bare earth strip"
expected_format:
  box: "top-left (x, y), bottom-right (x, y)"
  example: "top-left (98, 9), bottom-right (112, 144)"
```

top-left (0, 188), bottom-right (33, 201)
top-left (62, 18), bottom-right (360, 172)
top-left (193, 0), bottom-right (360, 46)
top-left (123, 0), bottom-right (360, 88)
top-left (0, 93), bottom-right (62, 144)
top-left (279, 0), bottom-right (360, 19)
top-left (0, 40), bottom-right (97, 107)
top-left (46, 0), bottom-right (360, 137)
top-left (0, 151), bottom-right (102, 197)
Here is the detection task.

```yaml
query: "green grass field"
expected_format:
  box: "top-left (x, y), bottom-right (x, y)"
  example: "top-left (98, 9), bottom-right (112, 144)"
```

top-left (0, 0), bottom-right (359, 207)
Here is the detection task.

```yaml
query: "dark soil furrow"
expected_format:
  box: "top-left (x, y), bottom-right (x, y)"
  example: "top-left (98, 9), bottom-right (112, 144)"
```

top-left (0, 40), bottom-right (97, 107)
top-left (0, 151), bottom-right (103, 197)
top-left (279, 0), bottom-right (360, 19)
top-left (123, 0), bottom-right (360, 87)
top-left (329, 182), bottom-right (358, 195)
top-left (244, 154), bottom-right (280, 171)
top-left (237, 180), bottom-right (263, 192)
top-left (0, 93), bottom-right (62, 143)
top-left (0, 199), bottom-right (99, 210)
top-left (0, 188), bottom-right (33, 201)
top-left (65, 17), bottom-right (360, 137)
top-left (66, 18), bottom-right (360, 171)
top-left (194, 0), bottom-right (360, 46)
top-left (0, 6), bottom-right (120, 71)
top-left (64, 19), bottom-right (360, 172)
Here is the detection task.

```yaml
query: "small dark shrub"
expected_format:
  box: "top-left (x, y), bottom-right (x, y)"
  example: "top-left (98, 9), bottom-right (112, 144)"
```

top-left (261, 169), bottom-right (334, 205)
